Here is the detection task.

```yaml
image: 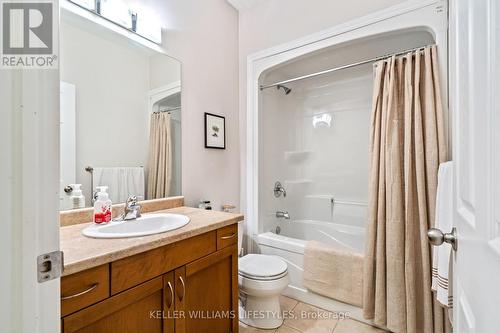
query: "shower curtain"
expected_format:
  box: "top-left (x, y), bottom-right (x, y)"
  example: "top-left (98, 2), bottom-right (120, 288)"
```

top-left (147, 112), bottom-right (172, 199)
top-left (363, 46), bottom-right (451, 333)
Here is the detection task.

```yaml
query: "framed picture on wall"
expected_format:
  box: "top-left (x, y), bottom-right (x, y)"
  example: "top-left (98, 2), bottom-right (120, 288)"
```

top-left (204, 113), bottom-right (226, 149)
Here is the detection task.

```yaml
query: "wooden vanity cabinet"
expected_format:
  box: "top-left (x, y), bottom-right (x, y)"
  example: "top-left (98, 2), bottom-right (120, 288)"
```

top-left (175, 245), bottom-right (238, 333)
top-left (61, 228), bottom-right (239, 333)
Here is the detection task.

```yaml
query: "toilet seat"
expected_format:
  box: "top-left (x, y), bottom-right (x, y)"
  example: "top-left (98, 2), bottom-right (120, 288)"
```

top-left (238, 254), bottom-right (288, 281)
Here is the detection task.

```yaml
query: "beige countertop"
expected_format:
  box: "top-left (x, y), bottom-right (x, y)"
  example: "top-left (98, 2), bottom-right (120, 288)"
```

top-left (60, 206), bottom-right (244, 276)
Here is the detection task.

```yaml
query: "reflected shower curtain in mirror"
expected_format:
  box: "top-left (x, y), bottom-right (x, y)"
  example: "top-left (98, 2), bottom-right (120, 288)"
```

top-left (147, 112), bottom-right (172, 199)
top-left (363, 46), bottom-right (451, 333)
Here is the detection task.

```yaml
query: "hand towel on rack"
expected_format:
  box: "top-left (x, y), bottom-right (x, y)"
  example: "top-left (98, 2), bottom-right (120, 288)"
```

top-left (303, 240), bottom-right (364, 307)
top-left (93, 167), bottom-right (145, 203)
top-left (431, 161), bottom-right (454, 308)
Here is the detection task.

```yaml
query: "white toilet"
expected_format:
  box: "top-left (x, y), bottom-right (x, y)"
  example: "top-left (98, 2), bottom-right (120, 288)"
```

top-left (238, 253), bottom-right (289, 329)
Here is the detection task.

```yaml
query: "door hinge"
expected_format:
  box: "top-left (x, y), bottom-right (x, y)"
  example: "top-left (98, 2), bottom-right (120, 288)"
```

top-left (37, 250), bottom-right (64, 283)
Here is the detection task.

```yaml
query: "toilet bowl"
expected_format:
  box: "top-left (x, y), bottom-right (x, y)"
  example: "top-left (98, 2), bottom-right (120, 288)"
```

top-left (238, 254), bottom-right (289, 329)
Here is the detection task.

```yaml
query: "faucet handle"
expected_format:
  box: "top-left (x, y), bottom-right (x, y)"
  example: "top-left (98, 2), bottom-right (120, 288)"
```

top-left (276, 210), bottom-right (290, 219)
top-left (274, 181), bottom-right (287, 198)
top-left (123, 195), bottom-right (143, 220)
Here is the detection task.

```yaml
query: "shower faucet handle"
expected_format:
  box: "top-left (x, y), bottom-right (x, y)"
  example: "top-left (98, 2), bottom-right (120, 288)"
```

top-left (276, 211), bottom-right (290, 220)
top-left (274, 181), bottom-right (287, 198)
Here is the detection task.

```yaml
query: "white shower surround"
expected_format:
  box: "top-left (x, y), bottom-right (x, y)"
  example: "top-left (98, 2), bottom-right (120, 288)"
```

top-left (245, 0), bottom-right (448, 323)
top-left (246, 0), bottom-right (448, 241)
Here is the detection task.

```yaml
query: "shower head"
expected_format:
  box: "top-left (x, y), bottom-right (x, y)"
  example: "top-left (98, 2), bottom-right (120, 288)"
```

top-left (276, 84), bottom-right (292, 95)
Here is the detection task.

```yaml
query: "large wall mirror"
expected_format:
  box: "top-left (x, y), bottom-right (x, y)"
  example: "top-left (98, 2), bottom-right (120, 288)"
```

top-left (60, 5), bottom-right (181, 210)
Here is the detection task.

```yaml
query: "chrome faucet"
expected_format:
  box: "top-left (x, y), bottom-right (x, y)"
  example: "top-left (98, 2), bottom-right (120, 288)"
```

top-left (113, 195), bottom-right (142, 221)
top-left (124, 195), bottom-right (142, 220)
top-left (276, 211), bottom-right (290, 219)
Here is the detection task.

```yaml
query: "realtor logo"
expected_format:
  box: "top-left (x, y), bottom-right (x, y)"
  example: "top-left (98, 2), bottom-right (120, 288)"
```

top-left (1, 0), bottom-right (57, 68)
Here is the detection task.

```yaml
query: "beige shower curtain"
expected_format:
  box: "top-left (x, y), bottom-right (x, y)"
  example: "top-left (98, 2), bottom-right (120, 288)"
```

top-left (363, 46), bottom-right (451, 333)
top-left (147, 112), bottom-right (172, 199)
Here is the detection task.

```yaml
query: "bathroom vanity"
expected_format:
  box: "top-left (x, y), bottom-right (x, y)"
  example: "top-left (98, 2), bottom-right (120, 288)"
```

top-left (59, 205), bottom-right (242, 333)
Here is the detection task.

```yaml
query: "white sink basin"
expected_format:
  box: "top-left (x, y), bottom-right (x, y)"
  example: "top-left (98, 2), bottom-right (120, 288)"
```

top-left (82, 213), bottom-right (190, 238)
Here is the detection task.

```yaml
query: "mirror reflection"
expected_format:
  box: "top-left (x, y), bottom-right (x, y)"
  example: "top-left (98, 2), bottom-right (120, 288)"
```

top-left (59, 10), bottom-right (181, 210)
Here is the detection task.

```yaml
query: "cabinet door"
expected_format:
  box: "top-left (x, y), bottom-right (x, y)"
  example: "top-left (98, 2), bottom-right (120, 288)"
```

top-left (62, 277), bottom-right (163, 333)
top-left (175, 245), bottom-right (238, 333)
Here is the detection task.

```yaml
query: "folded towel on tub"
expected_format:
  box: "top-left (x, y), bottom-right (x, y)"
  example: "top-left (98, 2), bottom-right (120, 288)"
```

top-left (303, 240), bottom-right (363, 307)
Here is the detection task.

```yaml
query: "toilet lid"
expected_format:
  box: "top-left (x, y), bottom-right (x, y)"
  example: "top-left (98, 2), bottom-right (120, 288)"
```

top-left (238, 254), bottom-right (287, 280)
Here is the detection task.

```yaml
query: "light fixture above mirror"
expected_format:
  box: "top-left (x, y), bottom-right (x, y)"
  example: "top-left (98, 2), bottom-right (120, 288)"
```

top-left (67, 0), bottom-right (162, 44)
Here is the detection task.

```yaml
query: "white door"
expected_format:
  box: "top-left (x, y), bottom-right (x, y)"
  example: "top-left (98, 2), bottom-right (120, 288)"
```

top-left (0, 5), bottom-right (61, 333)
top-left (0, 71), bottom-right (61, 332)
top-left (450, 0), bottom-right (500, 331)
top-left (60, 82), bottom-right (76, 210)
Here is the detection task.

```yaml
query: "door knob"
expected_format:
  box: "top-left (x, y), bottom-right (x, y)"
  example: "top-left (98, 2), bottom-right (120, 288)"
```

top-left (427, 227), bottom-right (457, 251)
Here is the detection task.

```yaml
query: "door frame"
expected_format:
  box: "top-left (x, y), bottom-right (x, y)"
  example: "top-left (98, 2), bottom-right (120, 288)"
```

top-left (59, 81), bottom-right (77, 210)
top-left (147, 81), bottom-right (182, 113)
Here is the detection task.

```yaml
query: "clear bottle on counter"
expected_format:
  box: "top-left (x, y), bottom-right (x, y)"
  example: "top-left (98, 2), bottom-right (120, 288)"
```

top-left (69, 184), bottom-right (86, 209)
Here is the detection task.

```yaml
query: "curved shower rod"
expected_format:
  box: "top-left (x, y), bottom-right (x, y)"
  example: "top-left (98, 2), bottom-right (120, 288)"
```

top-left (259, 44), bottom-right (435, 91)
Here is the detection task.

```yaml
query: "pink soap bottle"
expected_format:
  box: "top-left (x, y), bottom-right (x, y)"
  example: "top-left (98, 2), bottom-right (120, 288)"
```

top-left (94, 186), bottom-right (112, 224)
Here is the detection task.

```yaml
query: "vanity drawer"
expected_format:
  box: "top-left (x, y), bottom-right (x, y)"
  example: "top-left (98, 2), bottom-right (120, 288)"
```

top-left (216, 224), bottom-right (238, 250)
top-left (111, 231), bottom-right (216, 295)
top-left (61, 264), bottom-right (110, 317)
top-left (62, 277), bottom-right (163, 333)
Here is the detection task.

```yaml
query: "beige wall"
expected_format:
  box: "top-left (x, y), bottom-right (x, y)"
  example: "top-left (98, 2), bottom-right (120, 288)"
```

top-left (237, 0), bottom-right (407, 211)
top-left (128, 0), bottom-right (240, 211)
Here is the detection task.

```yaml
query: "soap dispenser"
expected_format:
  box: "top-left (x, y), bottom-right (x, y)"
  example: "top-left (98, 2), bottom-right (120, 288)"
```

top-left (94, 186), bottom-right (112, 224)
top-left (69, 184), bottom-right (85, 209)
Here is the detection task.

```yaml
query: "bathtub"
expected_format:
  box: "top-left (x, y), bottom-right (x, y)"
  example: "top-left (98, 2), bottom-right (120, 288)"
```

top-left (257, 219), bottom-right (367, 320)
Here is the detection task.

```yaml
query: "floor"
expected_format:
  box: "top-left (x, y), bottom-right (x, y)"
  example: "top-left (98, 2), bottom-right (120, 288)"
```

top-left (239, 296), bottom-right (388, 333)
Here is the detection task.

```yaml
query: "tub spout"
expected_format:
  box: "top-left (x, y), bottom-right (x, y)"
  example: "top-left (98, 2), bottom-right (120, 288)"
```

top-left (276, 211), bottom-right (290, 219)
